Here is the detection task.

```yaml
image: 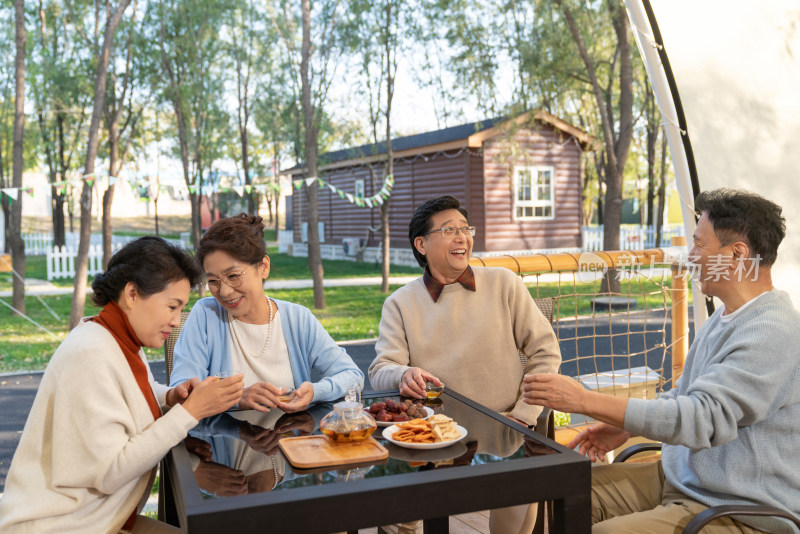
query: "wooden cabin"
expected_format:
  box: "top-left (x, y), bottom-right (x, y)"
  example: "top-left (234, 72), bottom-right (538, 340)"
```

top-left (282, 111), bottom-right (596, 266)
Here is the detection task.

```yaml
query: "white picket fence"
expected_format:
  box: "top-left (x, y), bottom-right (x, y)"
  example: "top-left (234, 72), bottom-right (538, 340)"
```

top-left (47, 245), bottom-right (110, 280)
top-left (23, 232), bottom-right (189, 256)
top-left (582, 224), bottom-right (685, 251)
top-left (43, 234), bottom-right (190, 280)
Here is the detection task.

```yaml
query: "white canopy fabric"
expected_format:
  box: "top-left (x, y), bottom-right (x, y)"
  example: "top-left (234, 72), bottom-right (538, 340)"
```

top-left (625, 0), bottom-right (800, 329)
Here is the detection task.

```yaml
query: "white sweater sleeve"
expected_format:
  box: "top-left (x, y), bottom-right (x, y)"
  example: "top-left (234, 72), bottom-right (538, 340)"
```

top-left (51, 342), bottom-right (197, 495)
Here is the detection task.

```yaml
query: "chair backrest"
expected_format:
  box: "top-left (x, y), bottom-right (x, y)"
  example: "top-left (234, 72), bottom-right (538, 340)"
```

top-left (533, 296), bottom-right (555, 324)
top-left (164, 311), bottom-right (190, 383)
top-left (519, 297), bottom-right (556, 368)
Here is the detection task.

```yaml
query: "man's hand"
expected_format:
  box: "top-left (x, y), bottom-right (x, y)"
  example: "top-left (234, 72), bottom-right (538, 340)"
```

top-left (400, 368), bottom-right (442, 399)
top-left (275, 382), bottom-right (314, 413)
top-left (522, 373), bottom-right (589, 413)
top-left (166, 378), bottom-right (201, 407)
top-left (568, 422), bottom-right (630, 463)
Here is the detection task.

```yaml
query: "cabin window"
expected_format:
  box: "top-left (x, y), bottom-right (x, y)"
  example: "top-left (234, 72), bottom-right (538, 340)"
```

top-left (354, 179), bottom-right (365, 200)
top-left (513, 166), bottom-right (555, 220)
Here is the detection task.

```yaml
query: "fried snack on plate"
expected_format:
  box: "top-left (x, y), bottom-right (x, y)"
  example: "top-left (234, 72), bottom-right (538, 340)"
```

top-left (391, 415), bottom-right (461, 444)
top-left (428, 414), bottom-right (461, 442)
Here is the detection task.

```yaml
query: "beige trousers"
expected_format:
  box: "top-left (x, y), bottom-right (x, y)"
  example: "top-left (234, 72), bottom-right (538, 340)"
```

top-left (591, 462), bottom-right (765, 534)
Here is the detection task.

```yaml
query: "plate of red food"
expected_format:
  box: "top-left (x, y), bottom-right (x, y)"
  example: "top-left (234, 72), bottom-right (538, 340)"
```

top-left (365, 398), bottom-right (433, 427)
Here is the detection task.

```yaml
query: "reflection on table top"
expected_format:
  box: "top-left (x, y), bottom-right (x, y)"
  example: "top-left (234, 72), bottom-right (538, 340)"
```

top-left (185, 390), bottom-right (559, 499)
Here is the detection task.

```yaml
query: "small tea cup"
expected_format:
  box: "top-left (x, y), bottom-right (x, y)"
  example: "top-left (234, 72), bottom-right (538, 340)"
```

top-left (425, 381), bottom-right (445, 398)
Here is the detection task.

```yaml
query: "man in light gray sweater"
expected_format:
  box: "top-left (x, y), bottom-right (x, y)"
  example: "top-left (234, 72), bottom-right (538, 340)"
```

top-left (524, 188), bottom-right (800, 533)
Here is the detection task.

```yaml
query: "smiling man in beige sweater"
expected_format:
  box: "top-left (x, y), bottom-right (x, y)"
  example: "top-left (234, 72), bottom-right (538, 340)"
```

top-left (368, 195), bottom-right (561, 534)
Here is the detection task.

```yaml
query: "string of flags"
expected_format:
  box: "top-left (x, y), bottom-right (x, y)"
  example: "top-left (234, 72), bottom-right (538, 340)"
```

top-left (293, 173), bottom-right (394, 208)
top-left (0, 169), bottom-right (395, 209)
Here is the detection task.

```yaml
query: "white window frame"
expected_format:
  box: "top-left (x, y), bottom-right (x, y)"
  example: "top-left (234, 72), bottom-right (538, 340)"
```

top-left (354, 179), bottom-right (365, 200)
top-left (512, 165), bottom-right (555, 221)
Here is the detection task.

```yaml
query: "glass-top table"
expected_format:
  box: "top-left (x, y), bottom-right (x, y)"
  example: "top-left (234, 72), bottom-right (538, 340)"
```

top-left (161, 389), bottom-right (590, 533)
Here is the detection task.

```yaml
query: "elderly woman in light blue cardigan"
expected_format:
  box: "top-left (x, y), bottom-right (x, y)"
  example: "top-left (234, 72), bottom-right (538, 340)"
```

top-left (170, 213), bottom-right (363, 413)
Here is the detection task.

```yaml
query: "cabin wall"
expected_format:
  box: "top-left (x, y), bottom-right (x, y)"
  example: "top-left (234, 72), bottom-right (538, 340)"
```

top-left (481, 126), bottom-right (583, 252)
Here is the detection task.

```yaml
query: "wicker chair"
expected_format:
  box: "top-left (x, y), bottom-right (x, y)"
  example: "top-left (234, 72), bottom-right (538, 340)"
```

top-left (163, 311), bottom-right (189, 383)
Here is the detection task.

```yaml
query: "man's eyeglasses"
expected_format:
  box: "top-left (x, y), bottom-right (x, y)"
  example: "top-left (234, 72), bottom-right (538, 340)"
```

top-left (207, 263), bottom-right (257, 292)
top-left (425, 226), bottom-right (476, 238)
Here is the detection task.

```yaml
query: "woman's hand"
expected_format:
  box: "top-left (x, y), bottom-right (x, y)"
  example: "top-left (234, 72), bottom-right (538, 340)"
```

top-left (238, 423), bottom-right (282, 455)
top-left (193, 461), bottom-right (248, 497)
top-left (166, 378), bottom-right (201, 407)
top-left (182, 374), bottom-right (244, 420)
top-left (184, 436), bottom-right (212, 462)
top-left (239, 382), bottom-right (289, 412)
top-left (522, 373), bottom-right (589, 414)
top-left (568, 422), bottom-right (630, 463)
top-left (400, 368), bottom-right (441, 399)
top-left (275, 412), bottom-right (315, 436)
top-left (276, 382), bottom-right (313, 413)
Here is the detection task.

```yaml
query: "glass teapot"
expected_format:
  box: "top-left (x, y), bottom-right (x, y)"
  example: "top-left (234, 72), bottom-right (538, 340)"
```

top-left (319, 384), bottom-right (377, 443)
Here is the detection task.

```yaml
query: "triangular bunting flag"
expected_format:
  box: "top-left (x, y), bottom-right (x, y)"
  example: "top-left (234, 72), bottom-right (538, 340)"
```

top-left (2, 188), bottom-right (18, 201)
top-left (338, 190), bottom-right (345, 199)
top-left (24, 188), bottom-right (34, 197)
top-left (86, 178), bottom-right (95, 187)
top-left (188, 184), bottom-right (197, 194)
top-left (244, 184), bottom-right (252, 194)
top-left (365, 198), bottom-right (373, 208)
top-left (294, 180), bottom-right (303, 190)
top-left (328, 184), bottom-right (336, 193)
top-left (374, 195), bottom-right (384, 205)
top-left (345, 193), bottom-right (354, 203)
top-left (305, 177), bottom-right (317, 186)
top-left (317, 178), bottom-right (326, 188)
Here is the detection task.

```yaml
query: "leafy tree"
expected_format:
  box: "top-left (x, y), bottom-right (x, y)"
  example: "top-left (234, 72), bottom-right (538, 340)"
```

top-left (29, 0), bottom-right (92, 248)
top-left (100, 0), bottom-right (148, 268)
top-left (68, 0), bottom-right (133, 330)
top-left (155, 0), bottom-right (230, 251)
top-left (268, 0), bottom-right (346, 309)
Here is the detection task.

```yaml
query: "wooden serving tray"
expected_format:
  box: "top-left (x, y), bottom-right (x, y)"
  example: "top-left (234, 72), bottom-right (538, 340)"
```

top-left (279, 435), bottom-right (388, 469)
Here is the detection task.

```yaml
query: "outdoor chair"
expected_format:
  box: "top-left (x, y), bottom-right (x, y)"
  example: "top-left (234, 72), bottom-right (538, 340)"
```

top-left (614, 442), bottom-right (800, 533)
top-left (163, 311), bottom-right (189, 383)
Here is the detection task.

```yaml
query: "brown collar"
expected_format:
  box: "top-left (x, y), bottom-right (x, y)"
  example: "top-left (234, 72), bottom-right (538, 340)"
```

top-left (423, 266), bottom-right (476, 302)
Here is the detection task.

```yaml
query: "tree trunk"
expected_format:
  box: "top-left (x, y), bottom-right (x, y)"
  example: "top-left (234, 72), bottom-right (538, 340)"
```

top-left (11, 0), bottom-right (27, 314)
top-left (102, 121), bottom-right (119, 269)
top-left (381, 0), bottom-right (395, 294)
top-left (301, 0), bottom-right (324, 309)
top-left (68, 0), bottom-right (132, 330)
top-left (53, 114), bottom-right (68, 247)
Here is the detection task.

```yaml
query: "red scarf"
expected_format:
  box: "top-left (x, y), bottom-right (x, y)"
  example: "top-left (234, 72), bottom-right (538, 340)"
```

top-left (91, 300), bottom-right (162, 530)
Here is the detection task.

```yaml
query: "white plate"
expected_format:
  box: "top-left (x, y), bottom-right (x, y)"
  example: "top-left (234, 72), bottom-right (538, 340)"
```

top-left (382, 424), bottom-right (468, 450)
top-left (367, 406), bottom-right (434, 427)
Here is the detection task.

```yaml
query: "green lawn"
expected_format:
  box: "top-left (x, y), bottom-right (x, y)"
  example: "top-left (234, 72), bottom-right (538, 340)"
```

top-left (0, 277), bottom-right (681, 374)
top-left (0, 251), bottom-right (422, 293)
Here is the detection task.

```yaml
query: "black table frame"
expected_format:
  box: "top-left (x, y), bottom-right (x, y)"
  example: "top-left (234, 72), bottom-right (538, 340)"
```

top-left (162, 389), bottom-right (591, 533)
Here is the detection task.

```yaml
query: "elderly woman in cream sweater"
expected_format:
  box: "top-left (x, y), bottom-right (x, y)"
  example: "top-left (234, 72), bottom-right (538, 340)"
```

top-left (0, 237), bottom-right (243, 533)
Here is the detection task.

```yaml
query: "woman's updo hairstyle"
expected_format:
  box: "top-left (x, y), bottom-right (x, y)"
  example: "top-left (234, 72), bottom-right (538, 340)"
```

top-left (91, 236), bottom-right (203, 307)
top-left (196, 213), bottom-right (267, 268)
